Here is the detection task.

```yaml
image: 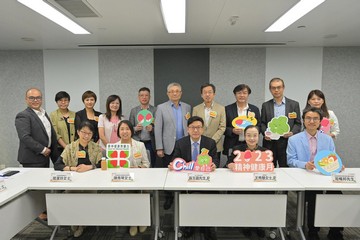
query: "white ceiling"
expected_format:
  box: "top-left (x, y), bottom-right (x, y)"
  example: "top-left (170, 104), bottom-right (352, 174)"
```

top-left (1, 0), bottom-right (360, 50)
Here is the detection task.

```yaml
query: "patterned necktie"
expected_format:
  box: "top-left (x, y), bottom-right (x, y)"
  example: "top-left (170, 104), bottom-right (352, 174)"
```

top-left (192, 142), bottom-right (199, 161)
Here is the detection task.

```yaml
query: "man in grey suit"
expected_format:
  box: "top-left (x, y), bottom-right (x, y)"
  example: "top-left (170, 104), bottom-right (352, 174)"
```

top-left (15, 88), bottom-right (58, 168)
top-left (261, 78), bottom-right (301, 167)
top-left (129, 87), bottom-right (157, 167)
top-left (155, 82), bottom-right (191, 209)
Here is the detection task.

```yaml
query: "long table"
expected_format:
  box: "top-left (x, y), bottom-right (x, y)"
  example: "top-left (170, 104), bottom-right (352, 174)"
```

top-left (0, 168), bottom-right (167, 240)
top-left (164, 168), bottom-right (305, 240)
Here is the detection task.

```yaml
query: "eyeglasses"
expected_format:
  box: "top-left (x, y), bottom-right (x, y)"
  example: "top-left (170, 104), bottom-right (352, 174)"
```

top-left (188, 126), bottom-right (203, 131)
top-left (80, 130), bottom-right (93, 136)
top-left (270, 86), bottom-right (283, 91)
top-left (27, 96), bottom-right (42, 101)
top-left (168, 90), bottom-right (181, 94)
top-left (304, 117), bottom-right (320, 122)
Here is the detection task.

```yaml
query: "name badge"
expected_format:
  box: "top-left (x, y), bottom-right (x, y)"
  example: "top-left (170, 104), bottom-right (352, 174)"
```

top-left (253, 172), bottom-right (277, 182)
top-left (187, 173), bottom-right (210, 182)
top-left (133, 152), bottom-right (142, 159)
top-left (332, 173), bottom-right (356, 183)
top-left (111, 172), bottom-right (134, 182)
top-left (288, 112), bottom-right (297, 119)
top-left (94, 116), bottom-right (99, 122)
top-left (67, 118), bottom-right (75, 124)
top-left (77, 150), bottom-right (86, 158)
top-left (0, 180), bottom-right (6, 192)
top-left (209, 111), bottom-right (217, 118)
top-left (50, 172), bottom-right (72, 182)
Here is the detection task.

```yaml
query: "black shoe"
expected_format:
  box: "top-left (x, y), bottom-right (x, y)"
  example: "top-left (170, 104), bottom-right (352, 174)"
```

top-left (327, 230), bottom-right (344, 240)
top-left (255, 228), bottom-right (265, 238)
top-left (242, 228), bottom-right (252, 237)
top-left (308, 231), bottom-right (320, 240)
top-left (163, 197), bottom-right (173, 210)
top-left (202, 227), bottom-right (217, 240)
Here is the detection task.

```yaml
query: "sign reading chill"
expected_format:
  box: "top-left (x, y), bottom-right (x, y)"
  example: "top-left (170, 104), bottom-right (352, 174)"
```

top-left (106, 143), bottom-right (131, 168)
top-left (231, 150), bottom-right (274, 172)
top-left (172, 148), bottom-right (213, 172)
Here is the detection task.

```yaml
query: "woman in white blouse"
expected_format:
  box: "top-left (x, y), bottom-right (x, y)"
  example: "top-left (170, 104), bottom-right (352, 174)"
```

top-left (306, 89), bottom-right (340, 138)
top-left (98, 95), bottom-right (123, 151)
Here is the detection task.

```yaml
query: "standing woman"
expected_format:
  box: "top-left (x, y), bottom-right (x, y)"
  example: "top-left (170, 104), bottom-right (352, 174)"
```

top-left (115, 120), bottom-right (149, 237)
top-left (75, 90), bottom-right (101, 142)
top-left (306, 89), bottom-right (340, 138)
top-left (50, 91), bottom-right (76, 160)
top-left (98, 95), bottom-right (123, 151)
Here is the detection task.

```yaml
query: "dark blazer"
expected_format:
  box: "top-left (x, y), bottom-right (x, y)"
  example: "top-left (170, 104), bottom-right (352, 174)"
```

top-left (260, 97), bottom-right (301, 138)
top-left (75, 108), bottom-right (102, 142)
top-left (172, 135), bottom-right (219, 168)
top-left (15, 107), bottom-right (58, 165)
top-left (223, 102), bottom-right (261, 156)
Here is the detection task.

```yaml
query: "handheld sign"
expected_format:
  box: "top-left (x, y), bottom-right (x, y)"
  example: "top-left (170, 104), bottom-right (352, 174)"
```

top-left (314, 150), bottom-right (342, 176)
top-left (231, 150), bottom-right (274, 172)
top-left (137, 110), bottom-right (153, 127)
top-left (320, 118), bottom-right (331, 134)
top-left (106, 143), bottom-right (131, 168)
top-left (232, 115), bottom-right (257, 129)
top-left (172, 148), bottom-right (213, 172)
top-left (265, 116), bottom-right (290, 140)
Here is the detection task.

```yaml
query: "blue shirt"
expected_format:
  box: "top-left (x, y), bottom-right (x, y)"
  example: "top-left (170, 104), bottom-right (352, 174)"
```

top-left (273, 97), bottom-right (286, 117)
top-left (171, 102), bottom-right (184, 140)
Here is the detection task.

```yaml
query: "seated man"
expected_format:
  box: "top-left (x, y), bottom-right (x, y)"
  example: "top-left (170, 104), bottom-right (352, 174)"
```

top-left (287, 107), bottom-right (344, 240)
top-left (168, 116), bottom-right (218, 240)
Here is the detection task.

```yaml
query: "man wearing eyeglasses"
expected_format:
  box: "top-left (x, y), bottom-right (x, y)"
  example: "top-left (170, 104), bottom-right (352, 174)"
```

top-left (260, 78), bottom-right (301, 167)
top-left (287, 107), bottom-right (344, 240)
top-left (15, 88), bottom-right (58, 168)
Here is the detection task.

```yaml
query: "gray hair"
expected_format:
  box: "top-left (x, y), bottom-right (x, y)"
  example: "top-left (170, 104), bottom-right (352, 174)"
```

top-left (167, 82), bottom-right (182, 92)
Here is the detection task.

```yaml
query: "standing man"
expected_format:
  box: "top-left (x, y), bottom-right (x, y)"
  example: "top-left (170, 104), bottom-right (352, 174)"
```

top-left (129, 87), bottom-right (157, 167)
top-left (287, 107), bottom-right (344, 240)
top-left (193, 83), bottom-right (225, 161)
top-left (223, 84), bottom-right (261, 160)
top-left (155, 82), bottom-right (191, 209)
top-left (15, 88), bottom-right (58, 168)
top-left (261, 78), bottom-right (301, 167)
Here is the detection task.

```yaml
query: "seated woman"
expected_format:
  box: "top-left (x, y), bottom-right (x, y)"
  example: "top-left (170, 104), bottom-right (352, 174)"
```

top-left (226, 125), bottom-right (266, 238)
top-left (114, 120), bottom-right (150, 236)
top-left (54, 120), bottom-right (102, 237)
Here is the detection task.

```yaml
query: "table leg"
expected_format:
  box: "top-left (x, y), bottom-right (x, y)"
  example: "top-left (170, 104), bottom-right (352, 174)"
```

top-left (153, 190), bottom-right (160, 240)
top-left (296, 191), bottom-right (306, 240)
top-left (174, 191), bottom-right (179, 240)
top-left (49, 225), bottom-right (59, 240)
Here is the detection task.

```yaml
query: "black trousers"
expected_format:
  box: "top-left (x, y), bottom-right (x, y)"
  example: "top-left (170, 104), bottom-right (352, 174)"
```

top-left (263, 137), bottom-right (288, 167)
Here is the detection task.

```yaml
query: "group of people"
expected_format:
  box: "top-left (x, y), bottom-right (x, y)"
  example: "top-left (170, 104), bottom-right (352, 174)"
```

top-left (15, 77), bottom-right (341, 239)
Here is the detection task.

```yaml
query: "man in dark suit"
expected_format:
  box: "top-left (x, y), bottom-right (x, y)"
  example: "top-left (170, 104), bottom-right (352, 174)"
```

top-left (169, 116), bottom-right (218, 240)
top-left (15, 88), bottom-right (58, 168)
top-left (261, 78), bottom-right (301, 167)
top-left (223, 84), bottom-right (261, 161)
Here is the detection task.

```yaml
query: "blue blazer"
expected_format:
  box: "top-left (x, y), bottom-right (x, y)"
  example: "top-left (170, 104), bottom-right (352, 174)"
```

top-left (287, 131), bottom-right (335, 169)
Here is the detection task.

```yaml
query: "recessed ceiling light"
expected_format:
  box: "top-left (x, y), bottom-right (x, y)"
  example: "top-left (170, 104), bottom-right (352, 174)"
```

top-left (21, 37), bottom-right (35, 41)
top-left (17, 0), bottom-right (90, 34)
top-left (160, 0), bottom-right (186, 33)
top-left (265, 0), bottom-right (326, 32)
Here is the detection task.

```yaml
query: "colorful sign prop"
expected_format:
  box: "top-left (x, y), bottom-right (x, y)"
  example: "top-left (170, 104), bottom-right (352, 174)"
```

top-left (172, 148), bottom-right (213, 172)
top-left (231, 149), bottom-right (274, 172)
top-left (314, 150), bottom-right (342, 176)
top-left (320, 117), bottom-right (332, 134)
top-left (232, 115), bottom-right (257, 129)
top-left (137, 110), bottom-right (153, 127)
top-left (265, 116), bottom-right (290, 140)
top-left (106, 143), bottom-right (131, 168)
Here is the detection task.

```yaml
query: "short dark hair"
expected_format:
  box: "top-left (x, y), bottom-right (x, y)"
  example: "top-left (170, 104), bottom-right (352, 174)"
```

top-left (187, 116), bottom-right (204, 127)
top-left (55, 91), bottom-right (70, 102)
top-left (117, 120), bottom-right (135, 138)
top-left (269, 78), bottom-right (285, 88)
top-left (244, 125), bottom-right (260, 135)
top-left (233, 84), bottom-right (252, 95)
top-left (78, 120), bottom-right (95, 133)
top-left (138, 87), bottom-right (150, 94)
top-left (82, 90), bottom-right (97, 102)
top-left (302, 107), bottom-right (323, 130)
top-left (200, 83), bottom-right (216, 94)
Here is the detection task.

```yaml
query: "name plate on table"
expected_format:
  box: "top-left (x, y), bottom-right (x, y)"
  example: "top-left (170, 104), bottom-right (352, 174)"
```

top-left (50, 172), bottom-right (72, 182)
top-left (253, 172), bottom-right (277, 182)
top-left (332, 173), bottom-right (356, 183)
top-left (0, 180), bottom-right (6, 192)
top-left (187, 173), bottom-right (210, 182)
top-left (111, 172), bottom-right (134, 182)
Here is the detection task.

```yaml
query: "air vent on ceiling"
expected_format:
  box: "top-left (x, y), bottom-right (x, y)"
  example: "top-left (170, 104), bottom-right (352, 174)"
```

top-left (46, 0), bottom-right (100, 18)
